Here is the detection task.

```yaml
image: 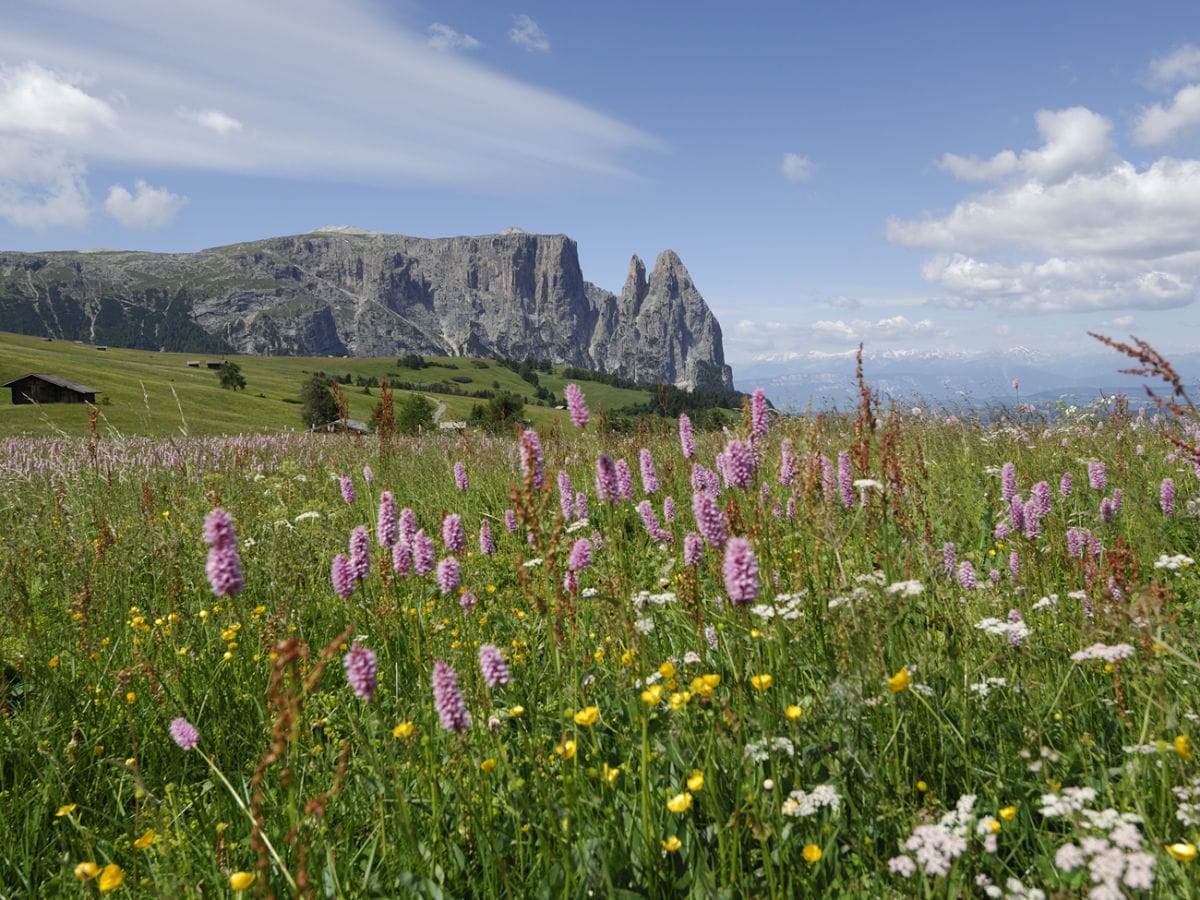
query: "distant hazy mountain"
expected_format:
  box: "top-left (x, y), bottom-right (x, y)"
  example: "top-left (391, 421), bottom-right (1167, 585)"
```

top-left (734, 346), bottom-right (1200, 412)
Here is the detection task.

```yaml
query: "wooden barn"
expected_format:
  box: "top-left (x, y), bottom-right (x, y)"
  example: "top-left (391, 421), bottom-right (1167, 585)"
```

top-left (3, 374), bottom-right (99, 405)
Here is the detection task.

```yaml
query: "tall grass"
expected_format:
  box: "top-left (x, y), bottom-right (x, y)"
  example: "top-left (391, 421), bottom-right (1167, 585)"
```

top-left (1, 369), bottom-right (1198, 897)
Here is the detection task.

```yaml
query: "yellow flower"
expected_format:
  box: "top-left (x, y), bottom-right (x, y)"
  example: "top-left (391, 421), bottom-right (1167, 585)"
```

top-left (916, 781), bottom-right (928, 792)
top-left (620, 648), bottom-right (636, 667)
top-left (55, 804), bottom-right (76, 817)
top-left (1175, 734), bottom-right (1194, 762)
top-left (750, 674), bottom-right (772, 691)
top-left (48, 656), bottom-right (59, 668)
top-left (658, 662), bottom-right (676, 679)
top-left (660, 835), bottom-right (682, 853)
top-left (702, 674), bottom-right (721, 689)
top-left (230, 871), bottom-right (257, 891)
top-left (557, 739), bottom-right (577, 761)
top-left (668, 691), bottom-right (690, 710)
top-left (125, 692), bottom-right (136, 704)
top-left (802, 844), bottom-right (822, 863)
top-left (887, 667), bottom-right (910, 693)
top-left (687, 770), bottom-right (705, 792)
top-left (641, 684), bottom-right (663, 705)
top-left (574, 706), bottom-right (599, 727)
top-left (785, 705), bottom-right (803, 720)
top-left (74, 861), bottom-right (101, 880)
top-left (1167, 842), bottom-right (1198, 863)
top-left (480, 758), bottom-right (497, 773)
top-left (392, 722), bottom-right (414, 739)
top-left (999, 806), bottom-right (1017, 821)
top-left (602, 763), bottom-right (620, 785)
top-left (666, 792), bottom-right (693, 813)
top-left (133, 828), bottom-right (157, 849)
top-left (98, 863), bottom-right (124, 892)
top-left (750, 628), bottom-right (761, 639)
top-left (508, 705), bottom-right (525, 718)
top-left (985, 818), bottom-right (1001, 833)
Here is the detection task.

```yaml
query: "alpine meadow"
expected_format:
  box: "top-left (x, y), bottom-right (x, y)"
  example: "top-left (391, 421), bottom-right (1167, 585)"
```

top-left (1, 337), bottom-right (1199, 898)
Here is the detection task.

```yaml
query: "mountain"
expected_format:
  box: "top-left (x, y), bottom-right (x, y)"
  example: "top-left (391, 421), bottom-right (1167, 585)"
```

top-left (0, 228), bottom-right (734, 392)
top-left (735, 347), bottom-right (1200, 412)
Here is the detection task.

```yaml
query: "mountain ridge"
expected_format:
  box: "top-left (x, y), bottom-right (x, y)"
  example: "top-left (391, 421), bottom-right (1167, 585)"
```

top-left (0, 229), bottom-right (734, 392)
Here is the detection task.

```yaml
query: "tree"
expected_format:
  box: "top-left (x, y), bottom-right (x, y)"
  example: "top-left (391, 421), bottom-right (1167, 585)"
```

top-left (467, 390), bottom-right (524, 433)
top-left (394, 392), bottom-right (436, 435)
top-left (217, 360), bottom-right (246, 391)
top-left (300, 375), bottom-right (339, 429)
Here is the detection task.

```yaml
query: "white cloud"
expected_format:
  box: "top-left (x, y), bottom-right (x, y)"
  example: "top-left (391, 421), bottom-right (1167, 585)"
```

top-left (781, 152), bottom-right (814, 182)
top-left (0, 0), bottom-right (656, 225)
top-left (938, 107), bottom-right (1113, 184)
top-left (0, 62), bottom-right (116, 136)
top-left (1103, 315), bottom-right (1135, 328)
top-left (827, 295), bottom-right (861, 310)
top-left (890, 96), bottom-right (1200, 315)
top-left (1149, 44), bottom-right (1200, 85)
top-left (104, 179), bottom-right (188, 228)
top-left (1133, 84), bottom-right (1200, 145)
top-left (179, 107), bottom-right (242, 135)
top-left (810, 315), bottom-right (942, 343)
top-left (427, 23), bottom-right (480, 52)
top-left (0, 139), bottom-right (90, 228)
top-left (508, 14), bottom-right (550, 53)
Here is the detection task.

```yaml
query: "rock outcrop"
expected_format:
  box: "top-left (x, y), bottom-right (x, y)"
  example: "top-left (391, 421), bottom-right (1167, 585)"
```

top-left (0, 230), bottom-right (734, 391)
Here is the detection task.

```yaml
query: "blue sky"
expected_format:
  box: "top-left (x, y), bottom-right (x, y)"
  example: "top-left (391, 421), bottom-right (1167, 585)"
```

top-left (4, 0), bottom-right (1200, 367)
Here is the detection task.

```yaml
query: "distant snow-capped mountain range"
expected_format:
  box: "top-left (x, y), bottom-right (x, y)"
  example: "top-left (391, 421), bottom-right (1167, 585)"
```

top-left (733, 346), bottom-right (1200, 412)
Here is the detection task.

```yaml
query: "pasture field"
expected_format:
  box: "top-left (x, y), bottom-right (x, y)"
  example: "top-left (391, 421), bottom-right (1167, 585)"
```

top-left (0, 331), bottom-right (662, 440)
top-left (1, 368), bottom-right (1199, 897)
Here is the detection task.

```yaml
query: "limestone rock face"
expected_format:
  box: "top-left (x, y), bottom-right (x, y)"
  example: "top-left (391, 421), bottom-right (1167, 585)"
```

top-left (0, 230), bottom-right (734, 391)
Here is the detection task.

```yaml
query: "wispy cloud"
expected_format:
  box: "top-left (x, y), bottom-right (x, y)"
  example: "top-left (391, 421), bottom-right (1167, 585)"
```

top-left (508, 14), bottom-right (550, 53)
top-left (178, 107), bottom-right (242, 135)
top-left (781, 152), bottom-right (814, 182)
top-left (1148, 44), bottom-right (1200, 85)
top-left (427, 23), bottom-right (480, 53)
top-left (0, 0), bottom-right (657, 230)
top-left (105, 179), bottom-right (188, 228)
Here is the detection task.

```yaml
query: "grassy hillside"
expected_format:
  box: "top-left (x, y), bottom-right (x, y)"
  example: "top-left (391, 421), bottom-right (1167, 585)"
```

top-left (0, 331), bottom-right (725, 439)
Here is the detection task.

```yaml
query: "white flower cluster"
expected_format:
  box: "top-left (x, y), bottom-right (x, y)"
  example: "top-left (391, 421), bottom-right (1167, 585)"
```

top-left (855, 570), bottom-right (887, 586)
top-left (631, 590), bottom-right (678, 611)
top-left (969, 677), bottom-right (1009, 699)
top-left (828, 586), bottom-right (871, 610)
top-left (781, 784), bottom-right (841, 818)
top-left (974, 618), bottom-right (1031, 642)
top-left (1070, 643), bottom-right (1135, 663)
top-left (1173, 776), bottom-right (1200, 827)
top-left (889, 795), bottom-right (989, 880)
top-left (750, 591), bottom-right (806, 621)
top-left (1042, 788), bottom-right (1155, 895)
top-left (564, 518), bottom-right (590, 533)
top-left (1154, 553), bottom-right (1194, 570)
top-left (1032, 594), bottom-right (1058, 610)
top-left (886, 580), bottom-right (924, 597)
top-left (742, 737), bottom-right (795, 763)
top-left (1039, 786), bottom-right (1097, 817)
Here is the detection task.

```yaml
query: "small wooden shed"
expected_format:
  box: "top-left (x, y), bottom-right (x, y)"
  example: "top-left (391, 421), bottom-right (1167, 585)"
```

top-left (4, 374), bottom-right (99, 405)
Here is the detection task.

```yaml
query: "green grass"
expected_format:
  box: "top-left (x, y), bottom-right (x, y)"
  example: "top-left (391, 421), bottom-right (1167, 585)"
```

top-left (1, 360), bottom-right (1199, 897)
top-left (0, 331), bottom-right (671, 439)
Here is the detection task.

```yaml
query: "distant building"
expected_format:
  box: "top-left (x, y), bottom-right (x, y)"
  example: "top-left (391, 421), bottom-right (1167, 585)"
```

top-left (206, 360), bottom-right (226, 370)
top-left (4, 373), bottom-right (99, 405)
top-left (186, 360), bottom-right (201, 368)
top-left (314, 418), bottom-right (369, 435)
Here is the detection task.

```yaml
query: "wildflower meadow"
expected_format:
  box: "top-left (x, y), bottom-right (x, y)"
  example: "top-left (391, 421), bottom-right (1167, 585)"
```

top-left (2, 349), bottom-right (1200, 898)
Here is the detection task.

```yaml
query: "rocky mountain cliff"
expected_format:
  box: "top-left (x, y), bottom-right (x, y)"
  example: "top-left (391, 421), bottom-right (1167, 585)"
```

top-left (0, 229), bottom-right (734, 391)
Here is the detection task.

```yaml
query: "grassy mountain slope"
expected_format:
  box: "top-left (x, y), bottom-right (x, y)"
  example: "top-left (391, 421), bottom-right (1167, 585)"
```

top-left (0, 331), bottom-right (724, 439)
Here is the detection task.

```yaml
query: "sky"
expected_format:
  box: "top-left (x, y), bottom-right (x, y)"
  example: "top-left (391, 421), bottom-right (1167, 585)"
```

top-left (4, 0), bottom-right (1200, 369)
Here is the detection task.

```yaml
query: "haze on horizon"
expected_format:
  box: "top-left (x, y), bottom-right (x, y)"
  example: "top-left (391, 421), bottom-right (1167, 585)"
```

top-left (3, 1), bottom-right (1200, 370)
